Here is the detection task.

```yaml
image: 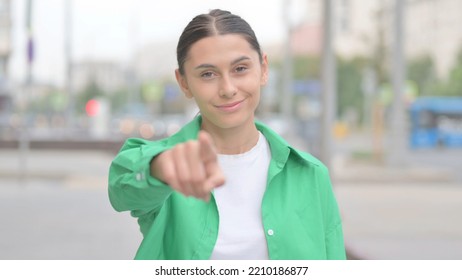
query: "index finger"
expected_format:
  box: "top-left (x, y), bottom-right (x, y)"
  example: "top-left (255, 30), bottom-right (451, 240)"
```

top-left (198, 130), bottom-right (218, 162)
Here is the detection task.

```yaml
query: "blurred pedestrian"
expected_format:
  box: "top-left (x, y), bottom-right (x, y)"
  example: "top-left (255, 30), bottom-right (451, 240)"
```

top-left (108, 9), bottom-right (345, 260)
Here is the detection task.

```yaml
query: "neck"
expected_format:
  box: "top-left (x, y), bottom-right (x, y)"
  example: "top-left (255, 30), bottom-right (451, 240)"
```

top-left (201, 120), bottom-right (259, 155)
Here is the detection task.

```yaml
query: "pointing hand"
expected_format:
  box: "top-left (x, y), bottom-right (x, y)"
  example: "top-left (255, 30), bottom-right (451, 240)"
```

top-left (150, 131), bottom-right (225, 201)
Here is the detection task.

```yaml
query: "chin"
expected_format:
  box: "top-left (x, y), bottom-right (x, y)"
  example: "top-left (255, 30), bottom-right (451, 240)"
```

top-left (204, 114), bottom-right (254, 130)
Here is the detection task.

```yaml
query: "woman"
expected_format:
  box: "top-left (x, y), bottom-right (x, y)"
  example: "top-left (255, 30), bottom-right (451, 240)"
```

top-left (108, 9), bottom-right (346, 260)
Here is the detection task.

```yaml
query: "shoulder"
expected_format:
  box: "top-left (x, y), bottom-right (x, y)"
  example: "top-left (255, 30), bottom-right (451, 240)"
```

top-left (290, 147), bottom-right (327, 169)
top-left (256, 120), bottom-right (327, 171)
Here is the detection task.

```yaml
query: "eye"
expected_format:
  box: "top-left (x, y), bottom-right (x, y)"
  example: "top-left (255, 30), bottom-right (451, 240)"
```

top-left (200, 71), bottom-right (215, 79)
top-left (235, 66), bottom-right (247, 73)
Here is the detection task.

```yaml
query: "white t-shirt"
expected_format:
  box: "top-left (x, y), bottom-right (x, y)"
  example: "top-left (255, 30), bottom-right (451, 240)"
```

top-left (210, 132), bottom-right (271, 260)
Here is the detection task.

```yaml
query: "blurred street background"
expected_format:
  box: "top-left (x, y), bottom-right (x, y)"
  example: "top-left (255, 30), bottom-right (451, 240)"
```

top-left (1, 0), bottom-right (462, 259)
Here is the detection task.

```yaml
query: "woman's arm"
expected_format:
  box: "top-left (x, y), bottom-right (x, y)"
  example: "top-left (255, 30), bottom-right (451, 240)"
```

top-left (108, 131), bottom-right (225, 213)
top-left (108, 138), bottom-right (173, 213)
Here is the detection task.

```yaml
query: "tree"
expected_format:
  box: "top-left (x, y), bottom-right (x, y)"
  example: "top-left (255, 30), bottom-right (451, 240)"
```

top-left (109, 88), bottom-right (130, 115)
top-left (337, 57), bottom-right (365, 123)
top-left (293, 55), bottom-right (321, 80)
top-left (407, 55), bottom-right (438, 96)
top-left (441, 48), bottom-right (462, 96)
top-left (370, 3), bottom-right (389, 87)
top-left (291, 54), bottom-right (366, 124)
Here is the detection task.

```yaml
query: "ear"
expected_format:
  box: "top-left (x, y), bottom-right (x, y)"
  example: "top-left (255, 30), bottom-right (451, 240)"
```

top-left (175, 69), bottom-right (193, 99)
top-left (260, 54), bottom-right (269, 86)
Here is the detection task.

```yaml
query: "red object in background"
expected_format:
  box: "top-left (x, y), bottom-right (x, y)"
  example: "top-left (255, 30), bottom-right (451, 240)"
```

top-left (85, 99), bottom-right (100, 117)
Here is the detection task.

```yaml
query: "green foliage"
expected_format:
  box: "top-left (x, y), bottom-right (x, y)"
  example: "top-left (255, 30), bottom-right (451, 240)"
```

top-left (293, 55), bottom-right (321, 80)
top-left (110, 89), bottom-right (130, 114)
top-left (407, 55), bottom-right (438, 96)
top-left (27, 90), bottom-right (67, 115)
top-left (409, 48), bottom-right (462, 97)
top-left (441, 49), bottom-right (462, 96)
top-left (291, 55), bottom-right (365, 123)
top-left (337, 57), bottom-right (364, 121)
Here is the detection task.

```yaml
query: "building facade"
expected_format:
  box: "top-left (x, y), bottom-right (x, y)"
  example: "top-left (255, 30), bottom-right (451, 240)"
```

top-left (72, 60), bottom-right (128, 93)
top-left (291, 0), bottom-right (462, 78)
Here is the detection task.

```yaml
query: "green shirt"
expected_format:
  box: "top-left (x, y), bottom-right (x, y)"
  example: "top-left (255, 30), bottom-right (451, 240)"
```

top-left (108, 116), bottom-right (346, 260)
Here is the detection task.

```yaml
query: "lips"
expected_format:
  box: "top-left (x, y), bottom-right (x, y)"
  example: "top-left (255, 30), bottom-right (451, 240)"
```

top-left (217, 100), bottom-right (243, 108)
top-left (215, 100), bottom-right (244, 112)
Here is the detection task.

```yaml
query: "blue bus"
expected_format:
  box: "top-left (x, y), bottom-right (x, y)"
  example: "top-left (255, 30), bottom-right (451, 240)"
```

top-left (409, 97), bottom-right (462, 148)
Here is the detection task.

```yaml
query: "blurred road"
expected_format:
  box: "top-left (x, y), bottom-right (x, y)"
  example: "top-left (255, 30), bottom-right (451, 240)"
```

top-left (0, 150), bottom-right (141, 260)
top-left (333, 131), bottom-right (462, 260)
top-left (1, 131), bottom-right (461, 260)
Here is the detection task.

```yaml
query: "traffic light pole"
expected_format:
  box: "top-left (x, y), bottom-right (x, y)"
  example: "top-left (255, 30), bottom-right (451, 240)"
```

top-left (65, 0), bottom-right (74, 134)
top-left (320, 0), bottom-right (336, 172)
top-left (19, 0), bottom-right (33, 185)
top-left (389, 0), bottom-right (407, 166)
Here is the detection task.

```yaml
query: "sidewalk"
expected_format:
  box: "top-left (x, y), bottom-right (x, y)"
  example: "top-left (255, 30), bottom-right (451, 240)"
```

top-left (333, 152), bottom-right (462, 260)
top-left (0, 150), bottom-right (141, 260)
top-left (1, 147), bottom-right (461, 259)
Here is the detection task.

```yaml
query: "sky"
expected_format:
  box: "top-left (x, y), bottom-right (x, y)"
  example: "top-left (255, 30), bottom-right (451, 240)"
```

top-left (8, 0), bottom-right (309, 87)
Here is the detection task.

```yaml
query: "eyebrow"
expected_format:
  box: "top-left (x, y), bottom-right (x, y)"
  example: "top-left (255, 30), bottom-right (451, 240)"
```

top-left (194, 56), bottom-right (251, 70)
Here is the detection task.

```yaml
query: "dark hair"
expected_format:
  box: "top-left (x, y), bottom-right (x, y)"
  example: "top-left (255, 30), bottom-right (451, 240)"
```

top-left (176, 9), bottom-right (263, 75)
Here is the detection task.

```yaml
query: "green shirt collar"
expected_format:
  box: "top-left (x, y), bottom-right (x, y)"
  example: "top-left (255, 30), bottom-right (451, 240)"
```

top-left (168, 115), bottom-right (322, 168)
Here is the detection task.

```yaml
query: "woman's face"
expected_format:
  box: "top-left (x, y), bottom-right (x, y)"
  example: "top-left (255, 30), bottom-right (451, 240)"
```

top-left (176, 34), bottom-right (268, 132)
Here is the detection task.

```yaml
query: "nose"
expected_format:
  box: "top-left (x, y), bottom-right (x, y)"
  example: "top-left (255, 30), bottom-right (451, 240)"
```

top-left (219, 75), bottom-right (237, 98)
